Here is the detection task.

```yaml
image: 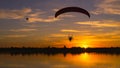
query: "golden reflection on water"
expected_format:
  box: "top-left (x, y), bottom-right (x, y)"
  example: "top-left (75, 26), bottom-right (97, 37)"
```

top-left (64, 53), bottom-right (120, 67)
top-left (78, 52), bottom-right (90, 63)
top-left (0, 53), bottom-right (120, 68)
top-left (64, 53), bottom-right (94, 67)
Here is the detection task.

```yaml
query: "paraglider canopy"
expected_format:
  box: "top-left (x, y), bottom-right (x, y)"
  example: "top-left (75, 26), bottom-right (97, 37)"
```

top-left (55, 7), bottom-right (90, 18)
top-left (55, 7), bottom-right (90, 42)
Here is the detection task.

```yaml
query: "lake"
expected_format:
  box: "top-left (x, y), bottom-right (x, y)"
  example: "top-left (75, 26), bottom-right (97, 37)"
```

top-left (0, 53), bottom-right (120, 68)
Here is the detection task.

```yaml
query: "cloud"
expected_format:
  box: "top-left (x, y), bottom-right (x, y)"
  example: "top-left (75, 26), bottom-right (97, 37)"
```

top-left (9, 28), bottom-right (37, 32)
top-left (28, 9), bottom-right (45, 17)
top-left (0, 8), bottom-right (60, 23)
top-left (53, 8), bottom-right (59, 12)
top-left (61, 29), bottom-right (80, 32)
top-left (25, 9), bottom-right (60, 23)
top-left (92, 0), bottom-right (120, 15)
top-left (75, 20), bottom-right (120, 27)
top-left (5, 35), bottom-right (27, 38)
top-left (50, 34), bottom-right (66, 37)
top-left (57, 14), bottom-right (75, 18)
top-left (27, 16), bottom-right (59, 23)
top-left (0, 8), bottom-right (32, 19)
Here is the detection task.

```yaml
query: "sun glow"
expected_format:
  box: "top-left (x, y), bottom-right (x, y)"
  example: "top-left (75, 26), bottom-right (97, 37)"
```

top-left (82, 45), bottom-right (88, 49)
top-left (76, 39), bottom-right (92, 48)
top-left (81, 41), bottom-right (89, 48)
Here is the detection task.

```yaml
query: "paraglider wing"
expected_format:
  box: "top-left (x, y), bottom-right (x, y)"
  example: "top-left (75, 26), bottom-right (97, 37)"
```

top-left (55, 7), bottom-right (90, 18)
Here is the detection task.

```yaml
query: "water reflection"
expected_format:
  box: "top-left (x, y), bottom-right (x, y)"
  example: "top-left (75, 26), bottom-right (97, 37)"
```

top-left (0, 53), bottom-right (120, 68)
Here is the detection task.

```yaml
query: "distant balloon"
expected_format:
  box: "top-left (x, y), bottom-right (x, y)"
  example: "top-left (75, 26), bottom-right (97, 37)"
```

top-left (55, 7), bottom-right (90, 18)
top-left (26, 18), bottom-right (29, 21)
top-left (68, 35), bottom-right (73, 42)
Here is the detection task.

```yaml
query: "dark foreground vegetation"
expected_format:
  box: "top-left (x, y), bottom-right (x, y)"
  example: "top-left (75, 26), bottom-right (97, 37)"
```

top-left (0, 46), bottom-right (120, 56)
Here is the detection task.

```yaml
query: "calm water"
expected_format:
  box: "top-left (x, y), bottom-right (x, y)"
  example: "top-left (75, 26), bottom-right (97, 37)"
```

top-left (0, 53), bottom-right (120, 68)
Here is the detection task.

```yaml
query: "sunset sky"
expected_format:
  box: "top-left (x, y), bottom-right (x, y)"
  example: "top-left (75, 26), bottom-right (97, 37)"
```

top-left (0, 0), bottom-right (120, 48)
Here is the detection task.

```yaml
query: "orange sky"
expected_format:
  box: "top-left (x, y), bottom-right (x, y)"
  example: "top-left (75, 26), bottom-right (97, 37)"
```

top-left (0, 0), bottom-right (120, 47)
